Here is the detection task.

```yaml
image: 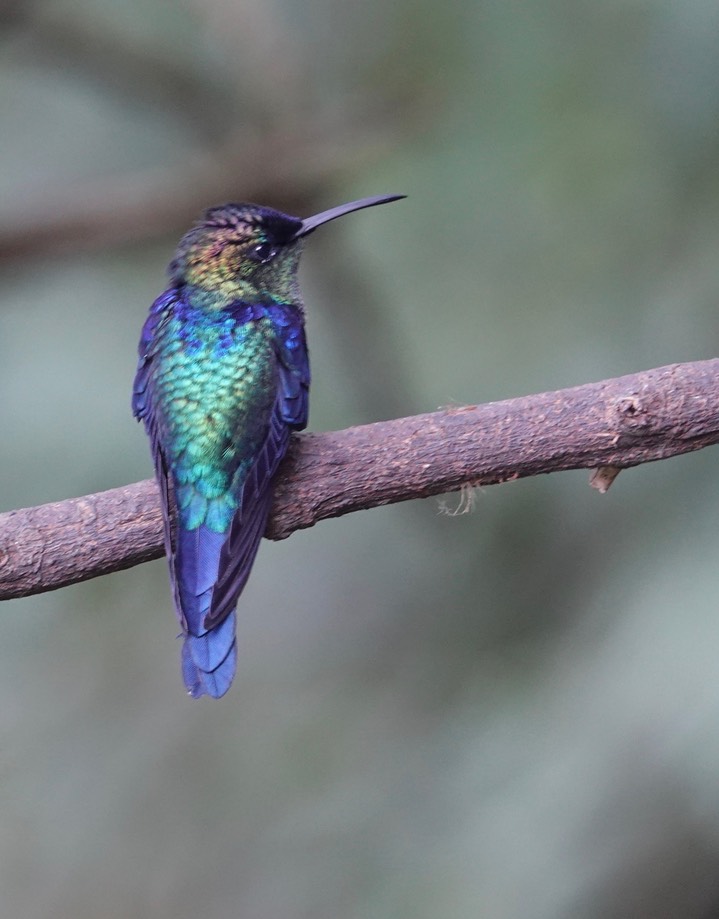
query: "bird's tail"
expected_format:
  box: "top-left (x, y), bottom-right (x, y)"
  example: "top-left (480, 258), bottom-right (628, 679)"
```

top-left (174, 524), bottom-right (238, 699)
top-left (181, 611), bottom-right (237, 699)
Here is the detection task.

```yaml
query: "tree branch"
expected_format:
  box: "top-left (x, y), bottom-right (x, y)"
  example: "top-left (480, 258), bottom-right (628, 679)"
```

top-left (2, 359), bottom-right (719, 601)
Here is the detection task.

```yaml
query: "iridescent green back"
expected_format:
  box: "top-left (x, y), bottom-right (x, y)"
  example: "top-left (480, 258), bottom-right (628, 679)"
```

top-left (152, 302), bottom-right (278, 533)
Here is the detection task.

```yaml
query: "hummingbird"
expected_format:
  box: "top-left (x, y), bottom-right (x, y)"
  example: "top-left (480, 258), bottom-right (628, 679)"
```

top-left (132, 193), bottom-right (404, 698)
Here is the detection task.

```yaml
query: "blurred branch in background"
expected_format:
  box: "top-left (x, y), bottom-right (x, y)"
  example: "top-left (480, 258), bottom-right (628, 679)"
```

top-left (0, 124), bottom-right (402, 261)
top-left (2, 357), bottom-right (718, 600)
top-left (0, 0), bottom-right (435, 453)
top-left (0, 5), bottom-right (433, 261)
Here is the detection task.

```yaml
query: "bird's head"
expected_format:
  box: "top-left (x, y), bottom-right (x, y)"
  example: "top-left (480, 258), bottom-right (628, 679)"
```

top-left (169, 195), bottom-right (405, 310)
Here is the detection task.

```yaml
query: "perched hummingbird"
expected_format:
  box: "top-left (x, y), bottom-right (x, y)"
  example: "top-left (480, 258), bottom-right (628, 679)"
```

top-left (132, 194), bottom-right (404, 698)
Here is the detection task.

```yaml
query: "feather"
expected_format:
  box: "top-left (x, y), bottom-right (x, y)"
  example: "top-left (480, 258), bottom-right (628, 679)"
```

top-left (203, 336), bottom-right (309, 629)
top-left (132, 287), bottom-right (309, 698)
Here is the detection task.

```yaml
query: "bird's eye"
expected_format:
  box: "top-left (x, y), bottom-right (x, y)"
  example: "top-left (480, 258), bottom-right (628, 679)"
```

top-left (249, 241), bottom-right (277, 264)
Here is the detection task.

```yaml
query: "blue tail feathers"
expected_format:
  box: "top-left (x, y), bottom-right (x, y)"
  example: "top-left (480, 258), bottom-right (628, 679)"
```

top-left (181, 612), bottom-right (237, 699)
top-left (174, 524), bottom-right (239, 699)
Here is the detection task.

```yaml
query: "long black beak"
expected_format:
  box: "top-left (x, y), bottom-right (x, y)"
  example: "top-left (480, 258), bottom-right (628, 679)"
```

top-left (295, 194), bottom-right (405, 238)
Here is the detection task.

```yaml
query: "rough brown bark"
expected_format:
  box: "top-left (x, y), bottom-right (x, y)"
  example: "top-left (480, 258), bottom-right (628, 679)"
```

top-left (2, 359), bottom-right (718, 600)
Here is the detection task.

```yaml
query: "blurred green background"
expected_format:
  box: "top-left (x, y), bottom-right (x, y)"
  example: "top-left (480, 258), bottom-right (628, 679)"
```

top-left (3, 1), bottom-right (719, 916)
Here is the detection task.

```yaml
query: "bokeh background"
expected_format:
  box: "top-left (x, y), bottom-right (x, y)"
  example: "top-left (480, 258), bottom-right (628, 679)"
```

top-left (3, 2), bottom-right (719, 917)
